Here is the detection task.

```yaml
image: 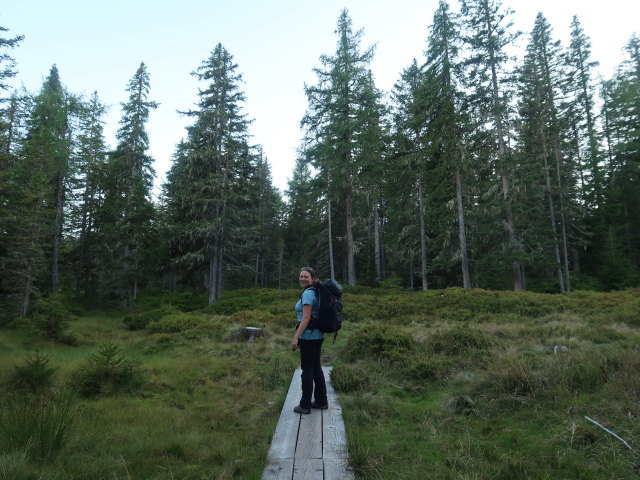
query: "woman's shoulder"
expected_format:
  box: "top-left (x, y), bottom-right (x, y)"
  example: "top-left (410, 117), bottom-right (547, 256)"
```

top-left (302, 286), bottom-right (317, 300)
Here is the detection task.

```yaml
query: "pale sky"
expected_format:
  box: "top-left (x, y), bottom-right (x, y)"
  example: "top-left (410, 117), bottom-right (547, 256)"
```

top-left (2, 1), bottom-right (638, 193)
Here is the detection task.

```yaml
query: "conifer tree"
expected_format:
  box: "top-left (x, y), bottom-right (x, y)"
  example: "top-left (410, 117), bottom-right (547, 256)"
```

top-left (516, 14), bottom-right (578, 292)
top-left (460, 0), bottom-right (525, 290)
top-left (3, 66), bottom-right (72, 314)
top-left (565, 16), bottom-right (602, 210)
top-left (165, 44), bottom-right (252, 304)
top-left (301, 9), bottom-right (376, 286)
top-left (97, 62), bottom-right (157, 302)
top-left (69, 92), bottom-right (108, 297)
top-left (390, 60), bottom-right (430, 289)
top-left (423, 0), bottom-right (472, 289)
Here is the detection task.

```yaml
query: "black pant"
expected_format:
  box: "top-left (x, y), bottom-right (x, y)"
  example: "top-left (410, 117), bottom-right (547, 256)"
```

top-left (298, 338), bottom-right (327, 408)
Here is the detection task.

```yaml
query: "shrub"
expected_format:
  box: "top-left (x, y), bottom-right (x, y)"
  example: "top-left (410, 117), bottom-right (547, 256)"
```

top-left (344, 325), bottom-right (415, 364)
top-left (146, 312), bottom-right (204, 333)
top-left (9, 351), bottom-right (57, 393)
top-left (71, 343), bottom-right (142, 396)
top-left (0, 391), bottom-right (77, 461)
top-left (330, 364), bottom-right (371, 393)
top-left (203, 296), bottom-right (261, 315)
top-left (406, 357), bottom-right (453, 381)
top-left (426, 327), bottom-right (494, 356)
top-left (123, 305), bottom-right (179, 330)
top-left (29, 296), bottom-right (76, 344)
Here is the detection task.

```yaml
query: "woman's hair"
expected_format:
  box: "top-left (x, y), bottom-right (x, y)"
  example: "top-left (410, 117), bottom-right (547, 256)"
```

top-left (300, 267), bottom-right (316, 279)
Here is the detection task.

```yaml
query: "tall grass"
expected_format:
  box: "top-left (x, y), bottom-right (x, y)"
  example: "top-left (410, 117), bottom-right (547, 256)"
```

top-left (0, 287), bottom-right (638, 478)
top-left (0, 391), bottom-right (77, 461)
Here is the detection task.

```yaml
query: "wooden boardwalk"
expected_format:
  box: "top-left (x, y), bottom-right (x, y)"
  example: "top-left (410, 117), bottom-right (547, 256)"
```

top-left (262, 366), bottom-right (354, 480)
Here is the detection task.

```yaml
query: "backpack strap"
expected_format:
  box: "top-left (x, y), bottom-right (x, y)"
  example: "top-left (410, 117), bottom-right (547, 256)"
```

top-left (300, 286), bottom-right (319, 330)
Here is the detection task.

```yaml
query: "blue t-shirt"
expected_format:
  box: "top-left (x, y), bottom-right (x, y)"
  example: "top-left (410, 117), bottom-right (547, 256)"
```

top-left (295, 287), bottom-right (324, 340)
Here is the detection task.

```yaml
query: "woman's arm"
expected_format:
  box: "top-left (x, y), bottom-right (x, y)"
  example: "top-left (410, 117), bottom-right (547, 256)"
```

top-left (291, 304), bottom-right (313, 351)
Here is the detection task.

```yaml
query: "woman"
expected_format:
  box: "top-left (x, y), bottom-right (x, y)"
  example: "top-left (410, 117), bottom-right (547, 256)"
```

top-left (291, 267), bottom-right (328, 414)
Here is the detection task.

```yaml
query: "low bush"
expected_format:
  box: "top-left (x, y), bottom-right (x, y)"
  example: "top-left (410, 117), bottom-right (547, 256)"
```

top-left (330, 364), bottom-right (371, 393)
top-left (9, 351), bottom-right (57, 393)
top-left (123, 304), bottom-right (180, 330)
top-left (426, 327), bottom-right (494, 357)
top-left (343, 325), bottom-right (415, 363)
top-left (406, 356), bottom-right (453, 381)
top-left (146, 312), bottom-right (205, 333)
top-left (29, 296), bottom-right (76, 344)
top-left (71, 343), bottom-right (142, 396)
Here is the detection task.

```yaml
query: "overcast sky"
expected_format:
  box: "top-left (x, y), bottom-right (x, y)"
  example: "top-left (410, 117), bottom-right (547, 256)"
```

top-left (3, 0), bottom-right (638, 193)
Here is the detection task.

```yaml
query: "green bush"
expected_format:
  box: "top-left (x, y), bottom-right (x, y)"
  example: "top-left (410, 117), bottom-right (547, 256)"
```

top-left (344, 325), bottom-right (415, 363)
top-left (146, 312), bottom-right (204, 333)
top-left (29, 296), bottom-right (76, 344)
top-left (9, 351), bottom-right (57, 393)
top-left (123, 304), bottom-right (180, 330)
top-left (406, 356), bottom-right (453, 380)
top-left (330, 364), bottom-right (371, 393)
top-left (203, 296), bottom-right (261, 315)
top-left (71, 343), bottom-right (142, 396)
top-left (426, 327), bottom-right (494, 356)
top-left (0, 391), bottom-right (77, 461)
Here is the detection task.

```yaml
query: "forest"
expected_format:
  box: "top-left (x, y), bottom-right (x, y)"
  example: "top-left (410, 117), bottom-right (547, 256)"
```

top-left (1, 0), bottom-right (640, 318)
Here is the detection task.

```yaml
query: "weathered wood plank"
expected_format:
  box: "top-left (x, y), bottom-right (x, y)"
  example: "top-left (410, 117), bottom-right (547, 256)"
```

top-left (292, 458), bottom-right (324, 480)
top-left (324, 458), bottom-right (355, 480)
top-left (263, 366), bottom-right (352, 480)
top-left (267, 368), bottom-right (302, 461)
top-left (322, 367), bottom-right (349, 460)
top-left (295, 408), bottom-right (322, 459)
top-left (262, 458), bottom-right (294, 480)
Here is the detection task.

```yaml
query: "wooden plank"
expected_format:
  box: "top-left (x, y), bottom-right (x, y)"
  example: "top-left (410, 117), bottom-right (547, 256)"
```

top-left (322, 367), bottom-right (349, 460)
top-left (292, 458), bottom-right (324, 480)
top-left (324, 458), bottom-right (355, 480)
top-left (262, 458), bottom-right (294, 480)
top-left (267, 368), bottom-right (302, 461)
top-left (295, 408), bottom-right (322, 459)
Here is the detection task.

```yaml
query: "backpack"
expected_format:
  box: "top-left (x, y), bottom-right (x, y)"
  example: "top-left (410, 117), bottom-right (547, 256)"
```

top-left (308, 279), bottom-right (343, 340)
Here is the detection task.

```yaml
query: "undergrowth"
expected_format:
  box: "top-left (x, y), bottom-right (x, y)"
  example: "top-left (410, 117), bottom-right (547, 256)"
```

top-left (0, 286), bottom-right (638, 479)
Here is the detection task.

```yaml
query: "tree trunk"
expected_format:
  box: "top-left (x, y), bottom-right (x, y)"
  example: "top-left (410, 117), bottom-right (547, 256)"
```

top-left (455, 166), bottom-right (471, 289)
top-left (554, 146), bottom-right (572, 292)
top-left (51, 173), bottom-right (64, 294)
top-left (328, 199), bottom-right (335, 280)
top-left (541, 150), bottom-right (565, 293)
top-left (418, 179), bottom-right (429, 291)
top-left (373, 201), bottom-right (382, 283)
top-left (345, 187), bottom-right (356, 286)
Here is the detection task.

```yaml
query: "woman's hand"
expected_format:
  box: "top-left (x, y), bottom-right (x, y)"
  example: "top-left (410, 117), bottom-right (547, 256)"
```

top-left (291, 339), bottom-right (299, 351)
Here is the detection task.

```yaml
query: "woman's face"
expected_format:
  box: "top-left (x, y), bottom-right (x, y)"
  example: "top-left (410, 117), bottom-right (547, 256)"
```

top-left (299, 270), bottom-right (314, 288)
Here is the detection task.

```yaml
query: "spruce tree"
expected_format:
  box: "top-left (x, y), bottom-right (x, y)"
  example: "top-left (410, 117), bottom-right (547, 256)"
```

top-left (460, 0), bottom-right (525, 290)
top-left (390, 60), bottom-right (430, 289)
top-left (3, 66), bottom-right (72, 314)
top-left (301, 9), bottom-right (376, 286)
top-left (423, 0), bottom-right (472, 289)
top-left (164, 44), bottom-right (252, 304)
top-left (97, 62), bottom-right (157, 302)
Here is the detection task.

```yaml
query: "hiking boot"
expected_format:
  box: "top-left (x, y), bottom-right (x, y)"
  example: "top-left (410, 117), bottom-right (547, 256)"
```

top-left (311, 401), bottom-right (328, 410)
top-left (294, 405), bottom-right (311, 414)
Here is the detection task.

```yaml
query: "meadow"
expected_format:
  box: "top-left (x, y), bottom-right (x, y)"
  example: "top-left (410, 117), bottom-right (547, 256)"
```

top-left (1, 285), bottom-right (638, 479)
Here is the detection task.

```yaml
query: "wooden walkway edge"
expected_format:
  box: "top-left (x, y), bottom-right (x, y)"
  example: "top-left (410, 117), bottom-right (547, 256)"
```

top-left (262, 366), bottom-right (354, 480)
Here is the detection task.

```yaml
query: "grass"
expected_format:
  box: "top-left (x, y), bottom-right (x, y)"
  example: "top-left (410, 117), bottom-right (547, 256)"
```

top-left (0, 287), bottom-right (639, 478)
